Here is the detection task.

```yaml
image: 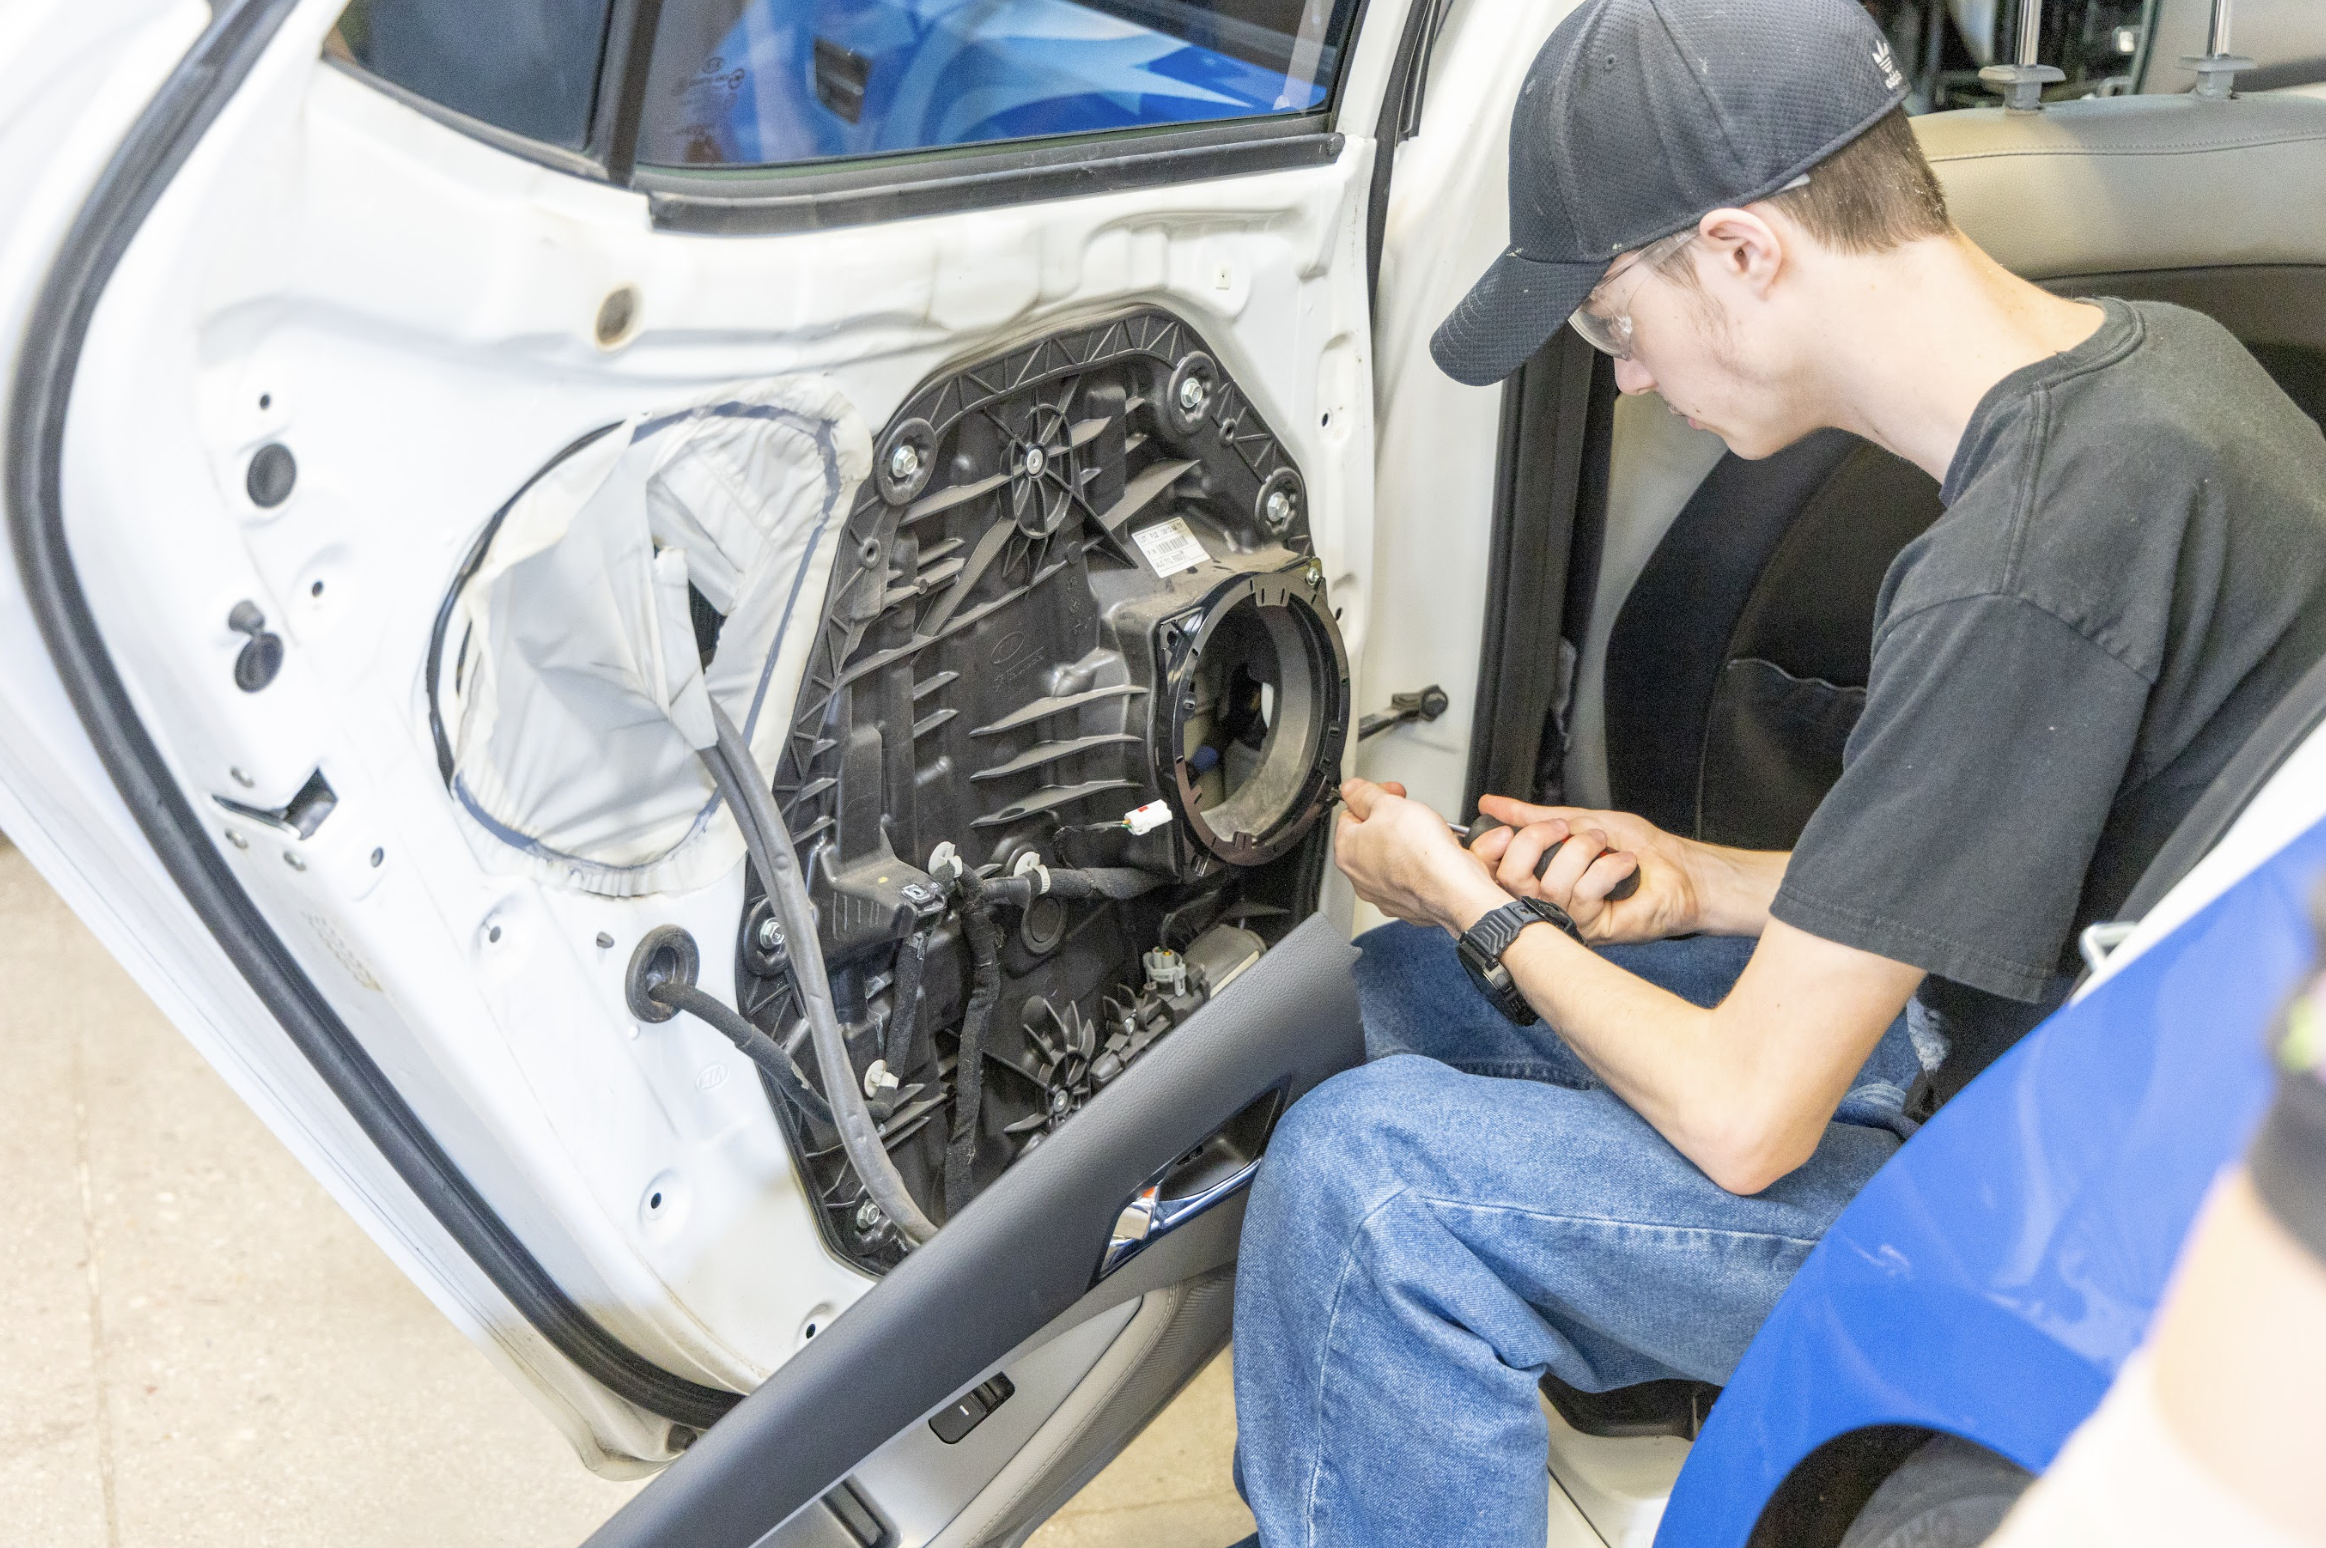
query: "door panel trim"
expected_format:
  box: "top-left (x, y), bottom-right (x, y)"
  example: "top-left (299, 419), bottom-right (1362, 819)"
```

top-left (4, 0), bottom-right (740, 1431)
top-left (582, 915), bottom-right (1361, 1548)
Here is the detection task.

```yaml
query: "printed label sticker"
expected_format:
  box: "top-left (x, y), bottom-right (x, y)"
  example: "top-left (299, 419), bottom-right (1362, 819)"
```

top-left (1132, 517), bottom-right (1209, 577)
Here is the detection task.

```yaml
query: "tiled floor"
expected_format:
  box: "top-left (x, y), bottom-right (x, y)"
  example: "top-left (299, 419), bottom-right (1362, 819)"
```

top-left (1026, 1355), bottom-right (1253, 1548)
top-left (0, 837), bottom-right (1248, 1547)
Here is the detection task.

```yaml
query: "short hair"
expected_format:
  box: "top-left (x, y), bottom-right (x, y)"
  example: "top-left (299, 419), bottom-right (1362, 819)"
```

top-left (1759, 107), bottom-right (1951, 250)
top-left (1652, 106), bottom-right (1949, 287)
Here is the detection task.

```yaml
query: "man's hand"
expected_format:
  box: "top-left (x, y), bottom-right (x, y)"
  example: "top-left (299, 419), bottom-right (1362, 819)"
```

top-left (1333, 779), bottom-right (1510, 934)
top-left (1467, 797), bottom-right (1686, 942)
top-left (1335, 779), bottom-right (1923, 1193)
top-left (1469, 795), bottom-right (1790, 941)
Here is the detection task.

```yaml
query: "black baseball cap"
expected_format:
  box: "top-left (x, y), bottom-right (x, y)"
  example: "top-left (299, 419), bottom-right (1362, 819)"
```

top-left (1431, 0), bottom-right (1911, 386)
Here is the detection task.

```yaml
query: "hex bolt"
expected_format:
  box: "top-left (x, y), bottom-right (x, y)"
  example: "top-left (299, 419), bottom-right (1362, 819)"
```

top-left (756, 916), bottom-right (786, 954)
top-left (854, 1199), bottom-right (885, 1233)
top-left (1266, 488), bottom-right (1298, 530)
top-left (1178, 375), bottom-right (1208, 414)
top-left (887, 440), bottom-right (921, 484)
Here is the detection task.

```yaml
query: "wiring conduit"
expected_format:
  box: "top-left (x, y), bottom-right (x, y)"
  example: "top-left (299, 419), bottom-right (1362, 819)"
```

top-left (700, 704), bottom-right (940, 1246)
top-left (944, 884), bottom-right (1004, 1220)
top-left (646, 979), bottom-right (832, 1126)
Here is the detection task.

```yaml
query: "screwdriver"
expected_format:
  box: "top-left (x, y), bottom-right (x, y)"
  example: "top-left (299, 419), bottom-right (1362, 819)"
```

top-left (1456, 814), bottom-right (1644, 902)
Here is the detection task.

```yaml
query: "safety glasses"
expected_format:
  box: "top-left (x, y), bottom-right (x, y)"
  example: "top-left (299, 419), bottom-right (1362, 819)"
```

top-left (1570, 175), bottom-right (1809, 360)
top-left (1567, 228), bottom-right (1699, 360)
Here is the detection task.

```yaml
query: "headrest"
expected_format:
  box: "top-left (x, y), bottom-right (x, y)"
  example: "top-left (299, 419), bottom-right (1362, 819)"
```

top-left (1915, 91), bottom-right (2326, 277)
top-left (2142, 0), bottom-right (2326, 94)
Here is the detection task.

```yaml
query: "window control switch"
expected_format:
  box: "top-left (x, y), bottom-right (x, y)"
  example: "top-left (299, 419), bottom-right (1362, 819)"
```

top-left (927, 1373), bottom-right (1015, 1444)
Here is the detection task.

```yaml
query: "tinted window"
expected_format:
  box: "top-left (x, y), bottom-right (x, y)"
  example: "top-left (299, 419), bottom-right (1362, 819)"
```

top-left (329, 0), bottom-right (617, 151)
top-left (636, 0), bottom-right (1357, 168)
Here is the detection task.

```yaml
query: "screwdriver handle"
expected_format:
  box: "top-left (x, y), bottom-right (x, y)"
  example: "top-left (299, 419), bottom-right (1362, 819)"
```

top-left (1463, 816), bottom-right (1643, 902)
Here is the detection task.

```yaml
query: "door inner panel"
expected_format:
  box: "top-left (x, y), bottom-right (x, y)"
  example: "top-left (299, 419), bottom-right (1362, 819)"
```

top-left (748, 309), bottom-right (1349, 1273)
top-left (431, 309), bottom-right (1353, 1279)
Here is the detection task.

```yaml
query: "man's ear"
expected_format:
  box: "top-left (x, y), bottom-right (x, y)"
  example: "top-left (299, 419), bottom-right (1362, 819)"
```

top-left (1694, 206), bottom-right (1786, 300)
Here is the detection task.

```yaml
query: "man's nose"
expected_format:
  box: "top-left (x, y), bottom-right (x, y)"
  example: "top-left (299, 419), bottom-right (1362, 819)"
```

top-left (1613, 355), bottom-right (1657, 395)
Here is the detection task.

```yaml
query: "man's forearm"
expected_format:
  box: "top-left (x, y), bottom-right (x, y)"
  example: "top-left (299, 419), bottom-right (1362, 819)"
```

top-left (1334, 778), bottom-right (1913, 1193)
top-left (1684, 842), bottom-right (1790, 936)
top-left (1436, 879), bottom-right (1917, 1195)
top-left (1484, 916), bottom-right (1777, 1186)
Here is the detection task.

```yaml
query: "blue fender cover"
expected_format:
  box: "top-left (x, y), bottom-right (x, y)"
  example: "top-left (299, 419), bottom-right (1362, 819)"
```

top-left (1658, 816), bottom-right (2326, 1547)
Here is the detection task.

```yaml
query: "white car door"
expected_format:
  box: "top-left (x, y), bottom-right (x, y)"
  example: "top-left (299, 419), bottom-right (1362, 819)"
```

top-left (0, 0), bottom-right (1455, 1537)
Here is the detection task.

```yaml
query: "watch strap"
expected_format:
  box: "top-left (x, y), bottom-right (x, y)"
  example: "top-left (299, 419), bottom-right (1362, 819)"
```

top-left (1464, 896), bottom-right (1582, 962)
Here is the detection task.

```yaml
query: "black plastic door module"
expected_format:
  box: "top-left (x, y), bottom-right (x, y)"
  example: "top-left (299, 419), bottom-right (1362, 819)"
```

top-left (585, 915), bottom-right (1360, 1548)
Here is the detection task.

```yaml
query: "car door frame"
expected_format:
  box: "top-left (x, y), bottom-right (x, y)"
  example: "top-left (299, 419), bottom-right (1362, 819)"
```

top-left (7, 0), bottom-right (1439, 1507)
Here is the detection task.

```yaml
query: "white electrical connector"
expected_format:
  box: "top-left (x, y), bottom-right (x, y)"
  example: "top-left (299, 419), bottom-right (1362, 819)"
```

top-left (1123, 800), bottom-right (1174, 836)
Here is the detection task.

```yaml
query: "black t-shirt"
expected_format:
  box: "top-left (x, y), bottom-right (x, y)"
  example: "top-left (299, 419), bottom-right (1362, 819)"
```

top-left (1772, 299), bottom-right (2326, 1091)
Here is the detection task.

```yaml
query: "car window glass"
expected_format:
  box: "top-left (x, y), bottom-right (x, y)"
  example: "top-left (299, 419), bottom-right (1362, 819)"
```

top-left (636, 0), bottom-right (1357, 169)
top-left (326, 0), bottom-right (617, 152)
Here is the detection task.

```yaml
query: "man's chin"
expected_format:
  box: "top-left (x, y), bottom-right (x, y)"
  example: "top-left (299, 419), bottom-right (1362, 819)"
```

top-left (1674, 409), bottom-right (1746, 449)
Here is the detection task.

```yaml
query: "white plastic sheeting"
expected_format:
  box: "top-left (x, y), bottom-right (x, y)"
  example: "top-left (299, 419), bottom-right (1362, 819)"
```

top-left (442, 378), bottom-right (870, 896)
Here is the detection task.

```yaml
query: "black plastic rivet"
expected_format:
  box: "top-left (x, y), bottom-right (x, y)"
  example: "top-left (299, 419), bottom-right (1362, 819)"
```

top-left (227, 601), bottom-right (283, 692)
top-left (246, 443), bottom-right (296, 508)
top-left (233, 632), bottom-right (283, 691)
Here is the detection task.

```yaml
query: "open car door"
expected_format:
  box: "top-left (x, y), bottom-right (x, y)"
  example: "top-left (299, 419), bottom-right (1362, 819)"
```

top-left (1, 0), bottom-right (1435, 1538)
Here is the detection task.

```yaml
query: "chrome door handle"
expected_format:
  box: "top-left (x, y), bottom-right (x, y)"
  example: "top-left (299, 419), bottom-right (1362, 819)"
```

top-left (1101, 1154), bottom-right (1265, 1277)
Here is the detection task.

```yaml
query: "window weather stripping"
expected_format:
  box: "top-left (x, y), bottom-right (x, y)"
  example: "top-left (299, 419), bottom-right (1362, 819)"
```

top-left (640, 117), bottom-right (1343, 236)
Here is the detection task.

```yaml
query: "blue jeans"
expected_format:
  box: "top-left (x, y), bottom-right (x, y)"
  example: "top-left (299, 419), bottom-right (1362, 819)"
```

top-left (1228, 923), bottom-right (1926, 1548)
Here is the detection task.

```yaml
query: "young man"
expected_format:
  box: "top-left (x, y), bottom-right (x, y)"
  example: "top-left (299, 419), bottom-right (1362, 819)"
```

top-left (1228, 0), bottom-right (2326, 1543)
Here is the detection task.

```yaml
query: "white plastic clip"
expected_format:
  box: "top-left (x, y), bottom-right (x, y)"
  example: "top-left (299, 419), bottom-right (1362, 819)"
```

top-left (1012, 850), bottom-right (1052, 893)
